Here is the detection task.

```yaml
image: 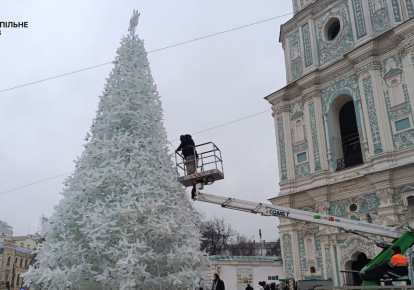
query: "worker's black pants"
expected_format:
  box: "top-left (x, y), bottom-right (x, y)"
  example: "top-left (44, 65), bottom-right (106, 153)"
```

top-left (383, 269), bottom-right (405, 285)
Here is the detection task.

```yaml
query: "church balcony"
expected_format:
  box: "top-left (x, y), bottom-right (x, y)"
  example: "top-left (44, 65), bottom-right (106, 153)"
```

top-left (336, 151), bottom-right (363, 171)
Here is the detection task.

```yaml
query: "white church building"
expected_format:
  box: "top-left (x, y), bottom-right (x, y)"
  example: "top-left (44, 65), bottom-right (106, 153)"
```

top-left (265, 0), bottom-right (414, 285)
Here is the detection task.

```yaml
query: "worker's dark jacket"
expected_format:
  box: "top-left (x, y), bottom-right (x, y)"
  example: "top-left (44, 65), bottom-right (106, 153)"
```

top-left (176, 136), bottom-right (198, 158)
top-left (387, 253), bottom-right (409, 277)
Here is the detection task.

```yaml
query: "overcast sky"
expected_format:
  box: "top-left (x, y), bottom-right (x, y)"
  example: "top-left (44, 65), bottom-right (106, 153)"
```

top-left (0, 0), bottom-right (291, 242)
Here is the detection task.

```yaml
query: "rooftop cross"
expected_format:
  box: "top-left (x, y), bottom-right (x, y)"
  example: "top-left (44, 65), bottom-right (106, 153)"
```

top-left (128, 9), bottom-right (140, 35)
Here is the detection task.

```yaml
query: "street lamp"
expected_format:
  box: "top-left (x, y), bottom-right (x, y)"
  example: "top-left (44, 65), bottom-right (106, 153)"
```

top-left (259, 229), bottom-right (262, 256)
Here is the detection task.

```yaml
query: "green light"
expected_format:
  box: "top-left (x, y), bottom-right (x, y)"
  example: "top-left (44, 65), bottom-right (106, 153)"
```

top-left (313, 215), bottom-right (322, 220)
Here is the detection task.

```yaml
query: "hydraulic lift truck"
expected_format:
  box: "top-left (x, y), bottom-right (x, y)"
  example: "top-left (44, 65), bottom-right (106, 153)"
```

top-left (175, 144), bottom-right (414, 287)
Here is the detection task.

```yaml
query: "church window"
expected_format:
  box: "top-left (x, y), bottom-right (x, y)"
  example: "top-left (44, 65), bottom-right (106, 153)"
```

top-left (7, 256), bottom-right (11, 266)
top-left (336, 100), bottom-right (363, 170)
top-left (310, 266), bottom-right (316, 273)
top-left (394, 117), bottom-right (411, 132)
top-left (390, 79), bottom-right (404, 106)
top-left (325, 18), bottom-right (341, 41)
top-left (407, 196), bottom-right (414, 207)
top-left (295, 119), bottom-right (304, 142)
top-left (349, 204), bottom-right (358, 212)
top-left (20, 258), bottom-right (23, 268)
top-left (297, 152), bottom-right (307, 163)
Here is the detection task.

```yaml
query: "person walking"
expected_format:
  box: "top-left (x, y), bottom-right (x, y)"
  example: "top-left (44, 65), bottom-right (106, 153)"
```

top-left (246, 284), bottom-right (254, 290)
top-left (270, 283), bottom-right (276, 290)
top-left (175, 134), bottom-right (198, 175)
top-left (212, 273), bottom-right (225, 290)
top-left (257, 282), bottom-right (264, 290)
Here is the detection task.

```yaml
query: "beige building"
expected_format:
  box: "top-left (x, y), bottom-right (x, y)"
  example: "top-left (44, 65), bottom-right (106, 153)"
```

top-left (0, 239), bottom-right (34, 290)
top-left (11, 234), bottom-right (42, 251)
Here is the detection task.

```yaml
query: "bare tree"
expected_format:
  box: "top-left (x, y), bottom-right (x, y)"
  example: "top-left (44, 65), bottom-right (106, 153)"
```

top-left (229, 234), bottom-right (255, 256)
top-left (37, 215), bottom-right (49, 235)
top-left (199, 217), bottom-right (237, 255)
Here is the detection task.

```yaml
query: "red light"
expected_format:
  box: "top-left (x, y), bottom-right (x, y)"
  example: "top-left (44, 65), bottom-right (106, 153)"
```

top-left (328, 217), bottom-right (334, 221)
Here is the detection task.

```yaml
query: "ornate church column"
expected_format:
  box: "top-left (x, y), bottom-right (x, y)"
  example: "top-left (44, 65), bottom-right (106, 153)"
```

top-left (370, 65), bottom-right (394, 153)
top-left (282, 106), bottom-right (296, 180)
top-left (303, 95), bottom-right (316, 173)
top-left (355, 69), bottom-right (373, 158)
top-left (273, 101), bottom-right (295, 181)
top-left (292, 230), bottom-right (303, 280)
top-left (273, 107), bottom-right (286, 183)
top-left (313, 93), bottom-right (328, 171)
top-left (322, 113), bottom-right (333, 169)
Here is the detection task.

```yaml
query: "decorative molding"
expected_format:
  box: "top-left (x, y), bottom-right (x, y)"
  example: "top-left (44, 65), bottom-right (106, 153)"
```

top-left (376, 188), bottom-right (393, 203)
top-left (290, 30), bottom-right (304, 81)
top-left (352, 0), bottom-right (367, 38)
top-left (277, 117), bottom-right (288, 181)
top-left (324, 247), bottom-right (334, 280)
top-left (309, 100), bottom-right (322, 171)
top-left (339, 238), bottom-right (376, 264)
top-left (329, 192), bottom-right (380, 216)
top-left (405, 0), bottom-right (414, 19)
top-left (321, 75), bottom-right (359, 113)
top-left (302, 23), bottom-right (314, 68)
top-left (391, 0), bottom-right (402, 22)
top-left (315, 2), bottom-right (355, 65)
top-left (282, 234), bottom-right (295, 278)
top-left (368, 0), bottom-right (391, 36)
top-left (363, 77), bottom-right (383, 154)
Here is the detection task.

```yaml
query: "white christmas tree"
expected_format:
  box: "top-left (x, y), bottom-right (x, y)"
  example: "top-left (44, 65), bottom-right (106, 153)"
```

top-left (23, 10), bottom-right (209, 290)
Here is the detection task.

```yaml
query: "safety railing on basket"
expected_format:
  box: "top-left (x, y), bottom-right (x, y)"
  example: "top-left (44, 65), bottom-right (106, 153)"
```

top-left (175, 142), bottom-right (224, 178)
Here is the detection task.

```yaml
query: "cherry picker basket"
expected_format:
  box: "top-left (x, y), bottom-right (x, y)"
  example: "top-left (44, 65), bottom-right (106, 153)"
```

top-left (175, 142), bottom-right (224, 187)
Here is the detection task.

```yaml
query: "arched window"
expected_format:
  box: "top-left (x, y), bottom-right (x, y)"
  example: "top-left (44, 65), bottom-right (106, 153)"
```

top-left (7, 256), bottom-right (11, 266)
top-left (16, 274), bottom-right (20, 286)
top-left (391, 79), bottom-right (404, 106)
top-left (15, 257), bottom-right (18, 264)
top-left (310, 266), bottom-right (316, 273)
top-left (408, 196), bottom-right (414, 207)
top-left (332, 99), bottom-right (363, 170)
top-left (20, 258), bottom-right (23, 268)
top-left (295, 119), bottom-right (304, 142)
top-left (25, 259), bottom-right (28, 268)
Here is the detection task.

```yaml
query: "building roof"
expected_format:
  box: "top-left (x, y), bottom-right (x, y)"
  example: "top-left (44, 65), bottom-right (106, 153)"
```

top-left (0, 240), bottom-right (35, 255)
top-left (209, 255), bottom-right (282, 262)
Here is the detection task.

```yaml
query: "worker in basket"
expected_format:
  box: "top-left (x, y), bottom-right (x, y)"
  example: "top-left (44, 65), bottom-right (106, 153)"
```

top-left (175, 134), bottom-right (198, 175)
top-left (383, 246), bottom-right (408, 285)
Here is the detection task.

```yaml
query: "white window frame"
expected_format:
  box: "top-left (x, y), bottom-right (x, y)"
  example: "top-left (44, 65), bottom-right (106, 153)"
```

top-left (295, 150), bottom-right (308, 165)
top-left (293, 117), bottom-right (305, 143)
top-left (385, 73), bottom-right (405, 108)
top-left (392, 115), bottom-right (413, 134)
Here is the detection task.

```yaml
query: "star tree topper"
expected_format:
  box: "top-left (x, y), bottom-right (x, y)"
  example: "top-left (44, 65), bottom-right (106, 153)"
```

top-left (128, 9), bottom-right (140, 35)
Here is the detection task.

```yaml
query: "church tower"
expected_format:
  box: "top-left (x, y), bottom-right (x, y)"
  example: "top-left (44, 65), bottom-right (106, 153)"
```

top-left (266, 0), bottom-right (414, 284)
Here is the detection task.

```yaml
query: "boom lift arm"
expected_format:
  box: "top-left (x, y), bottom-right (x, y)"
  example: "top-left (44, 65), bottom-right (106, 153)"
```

top-left (194, 192), bottom-right (414, 285)
top-left (194, 193), bottom-right (408, 240)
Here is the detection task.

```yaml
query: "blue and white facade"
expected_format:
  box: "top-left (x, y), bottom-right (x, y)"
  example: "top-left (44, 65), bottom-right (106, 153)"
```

top-left (266, 0), bottom-right (414, 285)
